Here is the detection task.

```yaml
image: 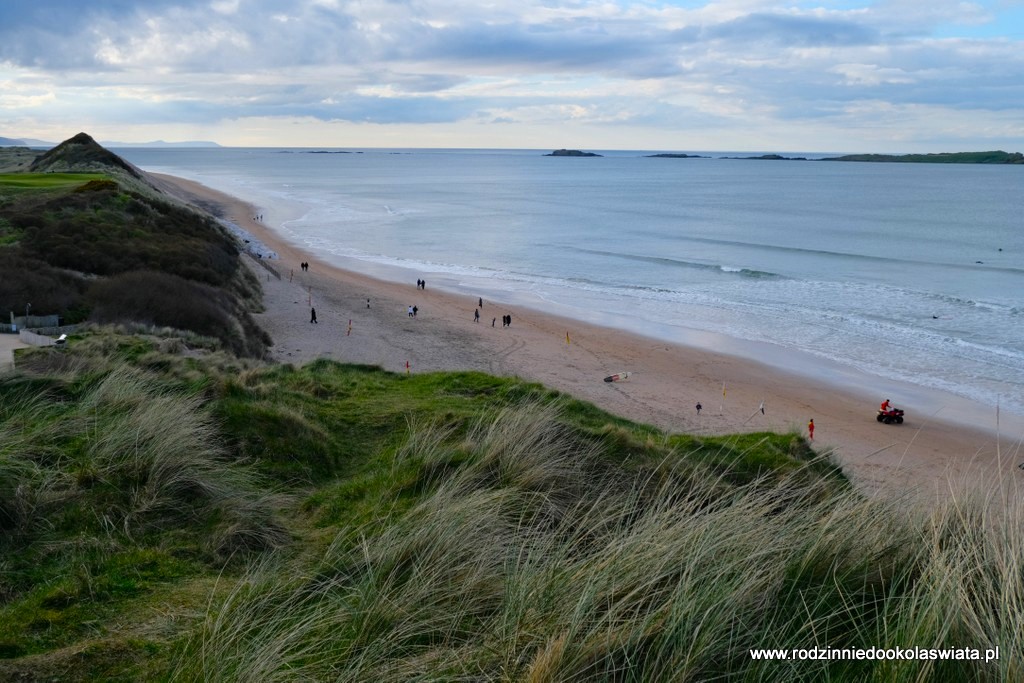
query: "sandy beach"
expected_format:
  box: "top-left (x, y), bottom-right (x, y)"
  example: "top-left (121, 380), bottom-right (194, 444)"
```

top-left (152, 172), bottom-right (1023, 498)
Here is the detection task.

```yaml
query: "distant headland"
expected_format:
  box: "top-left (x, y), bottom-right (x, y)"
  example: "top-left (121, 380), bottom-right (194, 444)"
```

top-left (653, 150), bottom-right (1023, 164)
top-left (820, 151), bottom-right (1023, 164)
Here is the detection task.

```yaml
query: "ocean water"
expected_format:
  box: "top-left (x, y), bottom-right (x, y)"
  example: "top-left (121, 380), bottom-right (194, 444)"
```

top-left (119, 148), bottom-right (1024, 417)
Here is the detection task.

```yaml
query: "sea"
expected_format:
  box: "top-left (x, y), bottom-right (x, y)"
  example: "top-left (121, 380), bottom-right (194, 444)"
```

top-left (117, 147), bottom-right (1024, 422)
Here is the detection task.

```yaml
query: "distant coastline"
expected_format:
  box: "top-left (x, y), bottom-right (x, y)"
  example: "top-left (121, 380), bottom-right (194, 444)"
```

top-left (4, 141), bottom-right (1022, 165)
top-left (820, 150), bottom-right (1024, 164)
top-left (648, 150), bottom-right (1024, 164)
top-left (550, 148), bottom-right (1021, 164)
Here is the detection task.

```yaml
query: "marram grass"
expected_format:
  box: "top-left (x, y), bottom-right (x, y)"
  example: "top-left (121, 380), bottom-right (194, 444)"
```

top-left (171, 403), bottom-right (1024, 682)
top-left (4, 345), bottom-right (1021, 681)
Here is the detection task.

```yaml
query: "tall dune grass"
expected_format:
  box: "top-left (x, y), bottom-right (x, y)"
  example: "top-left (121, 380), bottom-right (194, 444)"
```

top-left (170, 403), bottom-right (1024, 681)
top-left (0, 366), bottom-right (287, 555)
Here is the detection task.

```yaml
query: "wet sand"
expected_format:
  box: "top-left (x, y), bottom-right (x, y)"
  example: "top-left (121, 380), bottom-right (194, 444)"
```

top-left (152, 172), bottom-right (1024, 499)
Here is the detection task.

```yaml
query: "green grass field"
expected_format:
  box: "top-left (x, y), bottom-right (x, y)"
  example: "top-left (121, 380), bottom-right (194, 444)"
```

top-left (0, 172), bottom-right (107, 191)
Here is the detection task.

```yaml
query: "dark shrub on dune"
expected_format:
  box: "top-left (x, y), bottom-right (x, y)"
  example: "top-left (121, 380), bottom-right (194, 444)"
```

top-left (17, 186), bottom-right (242, 288)
top-left (0, 249), bottom-right (87, 321)
top-left (88, 271), bottom-right (269, 357)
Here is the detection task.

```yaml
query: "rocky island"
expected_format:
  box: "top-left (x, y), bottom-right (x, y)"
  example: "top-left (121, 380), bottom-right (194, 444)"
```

top-left (545, 149), bottom-right (602, 157)
top-left (720, 154), bottom-right (808, 161)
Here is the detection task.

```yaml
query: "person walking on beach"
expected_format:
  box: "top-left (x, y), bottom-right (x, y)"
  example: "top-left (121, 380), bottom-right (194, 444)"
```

top-left (413, 305), bottom-right (418, 318)
top-left (474, 309), bottom-right (480, 323)
top-left (492, 317), bottom-right (496, 327)
top-left (310, 307), bottom-right (317, 324)
top-left (506, 313), bottom-right (512, 327)
top-left (408, 305), bottom-right (414, 318)
top-left (478, 297), bottom-right (483, 308)
top-left (807, 419), bottom-right (814, 440)
top-left (696, 402), bottom-right (702, 415)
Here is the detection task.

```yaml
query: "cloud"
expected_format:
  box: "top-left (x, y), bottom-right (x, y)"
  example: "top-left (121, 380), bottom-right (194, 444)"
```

top-left (0, 0), bottom-right (1021, 150)
top-left (706, 13), bottom-right (878, 46)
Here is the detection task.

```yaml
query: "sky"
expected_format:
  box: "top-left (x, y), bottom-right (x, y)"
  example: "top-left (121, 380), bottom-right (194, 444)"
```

top-left (1, 0), bottom-right (1023, 152)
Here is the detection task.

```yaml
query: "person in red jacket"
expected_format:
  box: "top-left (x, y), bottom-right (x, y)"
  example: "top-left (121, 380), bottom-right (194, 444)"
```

top-left (808, 419), bottom-right (815, 440)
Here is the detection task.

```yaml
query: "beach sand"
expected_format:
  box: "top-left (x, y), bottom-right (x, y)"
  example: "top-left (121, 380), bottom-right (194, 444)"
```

top-left (151, 172), bottom-right (1023, 499)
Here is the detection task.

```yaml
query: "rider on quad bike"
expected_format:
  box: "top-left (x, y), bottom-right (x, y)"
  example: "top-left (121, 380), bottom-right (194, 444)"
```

top-left (877, 399), bottom-right (904, 424)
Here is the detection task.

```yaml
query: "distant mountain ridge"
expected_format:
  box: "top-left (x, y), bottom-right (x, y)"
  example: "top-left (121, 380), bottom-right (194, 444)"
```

top-left (0, 136), bottom-right (53, 147)
top-left (2, 135), bottom-right (221, 148)
top-left (103, 140), bottom-right (221, 148)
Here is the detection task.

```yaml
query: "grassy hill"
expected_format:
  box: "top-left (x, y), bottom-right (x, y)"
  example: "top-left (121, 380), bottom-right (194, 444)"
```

top-left (0, 135), bottom-right (269, 357)
top-left (2, 135), bottom-right (1021, 681)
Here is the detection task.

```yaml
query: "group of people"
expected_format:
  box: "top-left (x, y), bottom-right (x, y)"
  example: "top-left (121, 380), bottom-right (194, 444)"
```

top-left (300, 261), bottom-right (310, 271)
top-left (408, 305), bottom-right (419, 318)
top-left (416, 279), bottom-right (426, 290)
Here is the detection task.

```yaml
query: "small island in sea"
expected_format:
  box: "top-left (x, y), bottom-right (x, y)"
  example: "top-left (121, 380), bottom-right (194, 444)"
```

top-left (545, 149), bottom-right (602, 157)
top-left (720, 154), bottom-right (808, 161)
top-left (646, 153), bottom-right (709, 159)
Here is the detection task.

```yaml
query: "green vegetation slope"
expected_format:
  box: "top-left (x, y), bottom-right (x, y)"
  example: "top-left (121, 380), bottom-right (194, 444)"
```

top-left (0, 134), bottom-right (269, 357)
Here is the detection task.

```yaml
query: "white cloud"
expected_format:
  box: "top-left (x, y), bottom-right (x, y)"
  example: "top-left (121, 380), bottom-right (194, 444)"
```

top-left (0, 0), bottom-right (1021, 151)
top-left (831, 63), bottom-right (916, 85)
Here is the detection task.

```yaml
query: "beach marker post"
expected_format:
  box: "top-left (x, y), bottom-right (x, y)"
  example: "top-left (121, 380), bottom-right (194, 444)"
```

top-left (566, 331), bottom-right (571, 345)
top-left (742, 400), bottom-right (767, 426)
top-left (406, 360), bottom-right (410, 375)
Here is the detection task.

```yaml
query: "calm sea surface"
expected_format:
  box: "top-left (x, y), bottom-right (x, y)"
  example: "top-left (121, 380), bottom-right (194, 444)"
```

top-left (119, 148), bottom-right (1024, 416)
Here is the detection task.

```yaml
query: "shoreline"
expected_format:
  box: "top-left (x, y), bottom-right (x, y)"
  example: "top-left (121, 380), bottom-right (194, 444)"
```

top-left (151, 172), bottom-right (1024, 498)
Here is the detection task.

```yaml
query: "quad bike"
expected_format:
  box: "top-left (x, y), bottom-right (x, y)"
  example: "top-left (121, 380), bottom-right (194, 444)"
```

top-left (876, 407), bottom-right (904, 424)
